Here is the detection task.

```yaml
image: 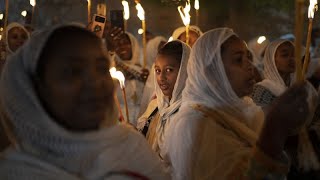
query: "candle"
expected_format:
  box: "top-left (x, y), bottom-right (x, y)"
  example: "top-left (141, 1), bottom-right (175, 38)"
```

top-left (109, 67), bottom-right (130, 123)
top-left (178, 2), bottom-right (191, 45)
top-left (136, 2), bottom-right (147, 68)
top-left (122, 0), bottom-right (130, 31)
top-left (302, 0), bottom-right (318, 78)
top-left (194, 0), bottom-right (199, 26)
top-left (87, 0), bottom-right (91, 23)
top-left (30, 0), bottom-right (36, 25)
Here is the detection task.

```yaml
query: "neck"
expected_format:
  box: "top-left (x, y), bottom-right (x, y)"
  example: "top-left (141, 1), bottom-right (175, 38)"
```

top-left (279, 72), bottom-right (291, 86)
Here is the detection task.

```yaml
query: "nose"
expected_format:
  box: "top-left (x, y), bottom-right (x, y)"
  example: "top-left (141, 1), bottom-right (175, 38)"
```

top-left (159, 70), bottom-right (167, 81)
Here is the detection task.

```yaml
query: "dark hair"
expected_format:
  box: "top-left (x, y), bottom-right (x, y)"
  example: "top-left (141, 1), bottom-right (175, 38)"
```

top-left (158, 41), bottom-right (183, 63)
top-left (36, 26), bottom-right (100, 80)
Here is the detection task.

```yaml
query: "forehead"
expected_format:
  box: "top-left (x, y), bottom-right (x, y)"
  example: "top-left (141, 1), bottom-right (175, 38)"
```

top-left (9, 27), bottom-right (26, 34)
top-left (277, 41), bottom-right (294, 51)
top-left (222, 36), bottom-right (247, 52)
top-left (155, 54), bottom-right (180, 66)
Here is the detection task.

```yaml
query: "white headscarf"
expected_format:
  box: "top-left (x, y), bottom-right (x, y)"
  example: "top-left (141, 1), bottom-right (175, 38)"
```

top-left (171, 25), bottom-right (203, 40)
top-left (146, 36), bottom-right (166, 70)
top-left (125, 32), bottom-right (141, 65)
top-left (5, 22), bottom-right (30, 54)
top-left (258, 39), bottom-right (294, 96)
top-left (0, 25), bottom-right (168, 179)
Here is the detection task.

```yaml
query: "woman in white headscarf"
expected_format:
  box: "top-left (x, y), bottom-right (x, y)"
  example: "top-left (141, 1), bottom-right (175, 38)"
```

top-left (0, 25), bottom-right (169, 179)
top-left (251, 39), bottom-right (320, 178)
top-left (165, 28), bottom-right (314, 179)
top-left (5, 22), bottom-right (30, 55)
top-left (137, 40), bottom-right (190, 163)
top-left (139, 36), bottom-right (167, 117)
top-left (171, 25), bottom-right (203, 47)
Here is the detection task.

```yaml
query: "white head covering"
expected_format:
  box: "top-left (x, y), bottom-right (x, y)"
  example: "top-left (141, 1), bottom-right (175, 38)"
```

top-left (259, 39), bottom-right (294, 96)
top-left (146, 36), bottom-right (166, 70)
top-left (0, 25), bottom-right (168, 179)
top-left (165, 28), bottom-right (264, 179)
top-left (5, 22), bottom-right (30, 54)
top-left (125, 32), bottom-right (141, 65)
top-left (171, 25), bottom-right (203, 40)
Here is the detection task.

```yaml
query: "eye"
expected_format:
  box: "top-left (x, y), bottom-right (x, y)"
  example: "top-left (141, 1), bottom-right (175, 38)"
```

top-left (62, 67), bottom-right (82, 78)
top-left (155, 69), bottom-right (160, 74)
top-left (166, 68), bottom-right (173, 72)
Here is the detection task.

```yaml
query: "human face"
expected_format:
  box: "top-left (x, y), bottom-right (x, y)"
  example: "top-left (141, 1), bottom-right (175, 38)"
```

top-left (115, 34), bottom-right (132, 61)
top-left (37, 33), bottom-right (115, 131)
top-left (8, 27), bottom-right (28, 52)
top-left (275, 42), bottom-right (295, 75)
top-left (155, 54), bottom-right (181, 100)
top-left (221, 36), bottom-right (255, 97)
top-left (178, 30), bottom-right (200, 47)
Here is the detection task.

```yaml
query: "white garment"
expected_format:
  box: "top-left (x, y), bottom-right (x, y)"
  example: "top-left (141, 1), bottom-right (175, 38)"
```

top-left (165, 28), bottom-right (265, 179)
top-left (0, 25), bottom-right (169, 179)
top-left (137, 41), bottom-right (191, 161)
top-left (146, 36), bottom-right (167, 70)
top-left (171, 26), bottom-right (203, 40)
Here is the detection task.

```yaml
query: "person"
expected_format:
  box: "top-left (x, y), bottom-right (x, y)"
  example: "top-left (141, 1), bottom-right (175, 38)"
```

top-left (171, 25), bottom-right (203, 47)
top-left (165, 28), bottom-right (315, 179)
top-left (0, 22), bottom-right (30, 71)
top-left (139, 36), bottom-right (167, 117)
top-left (251, 39), bottom-right (295, 112)
top-left (0, 25), bottom-right (169, 179)
top-left (105, 27), bottom-right (148, 125)
top-left (251, 39), bottom-right (320, 179)
top-left (137, 40), bottom-right (190, 162)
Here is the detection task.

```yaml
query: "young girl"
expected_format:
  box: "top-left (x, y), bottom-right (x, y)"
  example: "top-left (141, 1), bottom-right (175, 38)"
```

top-left (137, 40), bottom-right (190, 159)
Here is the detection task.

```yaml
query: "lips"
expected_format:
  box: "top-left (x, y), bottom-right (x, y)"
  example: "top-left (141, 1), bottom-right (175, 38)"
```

top-left (159, 83), bottom-right (169, 91)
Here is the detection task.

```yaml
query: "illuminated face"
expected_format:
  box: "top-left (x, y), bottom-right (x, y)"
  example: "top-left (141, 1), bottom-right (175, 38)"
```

top-left (154, 54), bottom-right (181, 99)
top-left (275, 42), bottom-right (295, 75)
top-left (8, 27), bottom-right (28, 52)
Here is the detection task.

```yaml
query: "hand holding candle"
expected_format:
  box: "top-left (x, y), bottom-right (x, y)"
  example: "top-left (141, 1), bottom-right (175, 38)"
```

top-left (109, 67), bottom-right (129, 123)
top-left (302, 0), bottom-right (318, 78)
top-left (178, 1), bottom-right (191, 45)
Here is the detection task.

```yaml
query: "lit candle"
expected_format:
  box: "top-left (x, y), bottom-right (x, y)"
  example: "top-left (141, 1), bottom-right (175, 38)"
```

top-left (194, 0), bottom-right (199, 26)
top-left (30, 0), bottom-right (36, 25)
top-left (136, 2), bottom-right (147, 68)
top-left (178, 2), bottom-right (191, 45)
top-left (87, 0), bottom-right (91, 23)
top-left (122, 0), bottom-right (130, 31)
top-left (302, 0), bottom-right (318, 78)
top-left (109, 67), bottom-right (129, 123)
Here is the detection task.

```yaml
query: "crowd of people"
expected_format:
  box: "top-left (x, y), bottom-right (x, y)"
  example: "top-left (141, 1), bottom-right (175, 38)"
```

top-left (0, 17), bottom-right (320, 180)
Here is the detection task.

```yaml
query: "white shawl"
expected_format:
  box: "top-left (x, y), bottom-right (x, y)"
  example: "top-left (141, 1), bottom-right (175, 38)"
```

top-left (171, 26), bottom-right (203, 40)
top-left (165, 28), bottom-right (264, 179)
top-left (0, 25), bottom-right (169, 180)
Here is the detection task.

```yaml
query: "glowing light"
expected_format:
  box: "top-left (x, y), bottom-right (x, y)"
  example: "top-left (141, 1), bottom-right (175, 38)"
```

top-left (308, 0), bottom-right (318, 18)
top-left (257, 36), bottom-right (266, 44)
top-left (194, 0), bottom-right (199, 10)
top-left (122, 1), bottom-right (130, 20)
top-left (135, 3), bottom-right (145, 21)
top-left (168, 37), bottom-right (173, 42)
top-left (138, 28), bottom-right (144, 34)
top-left (109, 67), bottom-right (125, 88)
top-left (178, 2), bottom-right (191, 26)
top-left (21, 10), bottom-right (27, 17)
top-left (30, 0), bottom-right (36, 7)
top-left (0, 14), bottom-right (3, 20)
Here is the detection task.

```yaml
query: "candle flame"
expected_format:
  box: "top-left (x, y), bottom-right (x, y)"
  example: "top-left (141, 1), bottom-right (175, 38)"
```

top-left (257, 36), bottom-right (266, 44)
top-left (30, 0), bottom-right (36, 7)
top-left (0, 14), bottom-right (3, 20)
top-left (138, 28), bottom-right (144, 34)
top-left (109, 67), bottom-right (125, 88)
top-left (0, 35), bottom-right (2, 41)
top-left (122, 1), bottom-right (130, 20)
top-left (194, 0), bottom-right (200, 10)
top-left (308, 0), bottom-right (318, 18)
top-left (168, 36), bottom-right (173, 42)
top-left (178, 2), bottom-right (191, 26)
top-left (21, 11), bottom-right (27, 17)
top-left (135, 3), bottom-right (145, 21)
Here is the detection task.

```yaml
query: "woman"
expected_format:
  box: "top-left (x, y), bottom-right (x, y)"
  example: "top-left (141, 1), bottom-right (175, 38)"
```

top-left (0, 25), bottom-right (169, 179)
top-left (5, 22), bottom-right (30, 55)
top-left (139, 36), bottom-right (167, 117)
top-left (251, 39), bottom-right (295, 112)
top-left (171, 25), bottom-right (203, 47)
top-left (137, 40), bottom-right (190, 161)
top-left (251, 39), bottom-right (320, 179)
top-left (165, 28), bottom-right (314, 179)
